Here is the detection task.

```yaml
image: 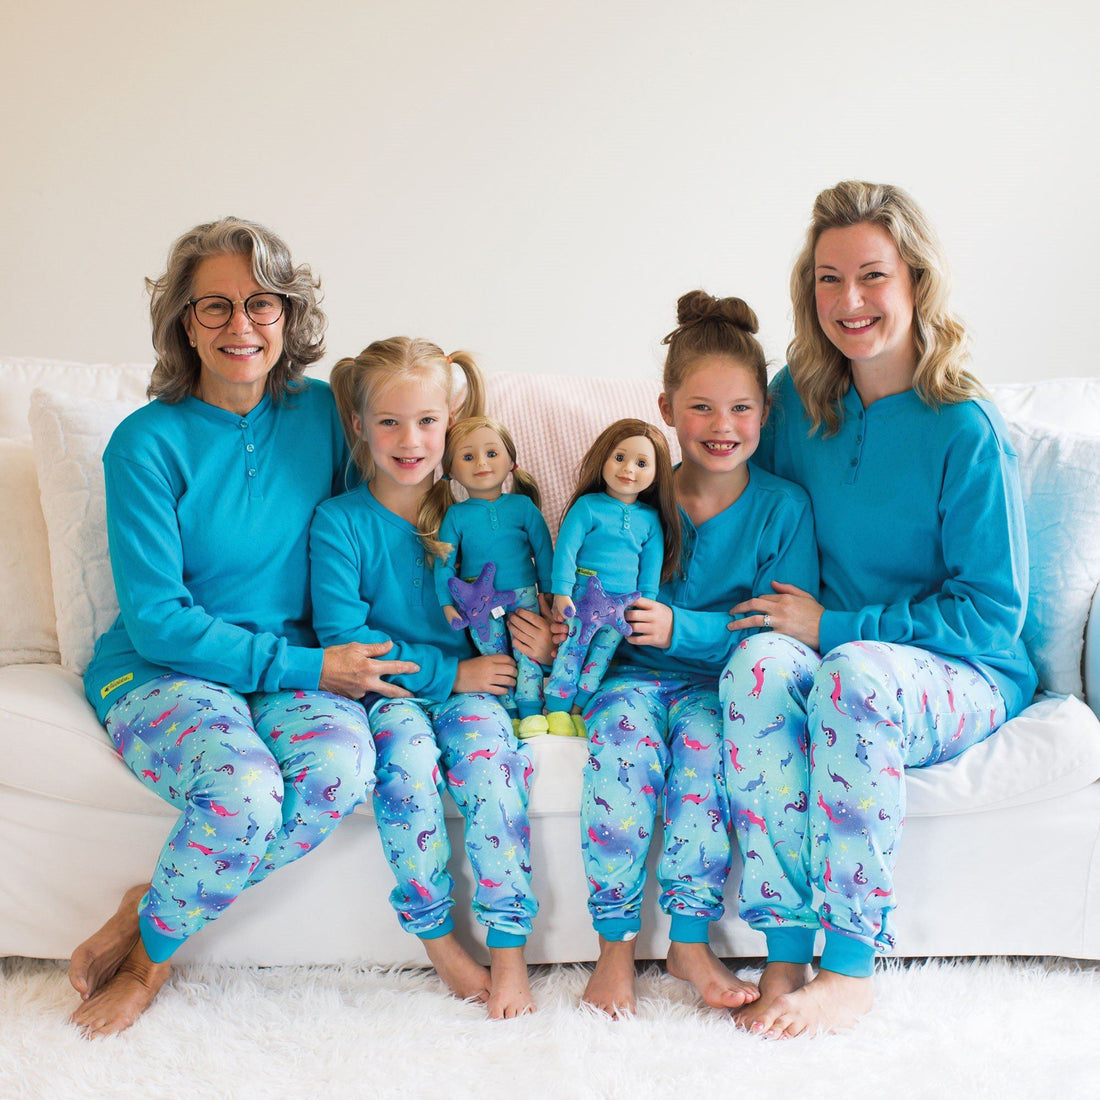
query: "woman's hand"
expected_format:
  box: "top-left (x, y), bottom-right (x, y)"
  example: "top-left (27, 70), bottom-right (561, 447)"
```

top-left (320, 641), bottom-right (419, 699)
top-left (624, 598), bottom-right (674, 649)
top-left (728, 582), bottom-right (824, 651)
top-left (453, 654), bottom-right (518, 695)
top-left (508, 607), bottom-right (556, 665)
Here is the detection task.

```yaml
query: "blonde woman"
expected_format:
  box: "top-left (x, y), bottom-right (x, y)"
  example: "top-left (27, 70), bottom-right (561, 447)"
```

top-left (721, 182), bottom-right (1036, 1037)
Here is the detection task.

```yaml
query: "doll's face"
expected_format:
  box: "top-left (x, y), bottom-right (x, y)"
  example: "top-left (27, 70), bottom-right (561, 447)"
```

top-left (449, 426), bottom-right (513, 499)
top-left (602, 434), bottom-right (657, 504)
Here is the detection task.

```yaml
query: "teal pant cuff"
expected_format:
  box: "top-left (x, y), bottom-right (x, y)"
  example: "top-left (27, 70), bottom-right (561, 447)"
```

top-left (417, 915), bottom-right (455, 942)
top-left (820, 931), bottom-right (876, 978)
top-left (545, 699), bottom-right (571, 714)
top-left (669, 914), bottom-right (711, 944)
top-left (486, 928), bottom-right (527, 949)
top-left (139, 915), bottom-right (185, 963)
top-left (764, 926), bottom-right (816, 965)
top-left (593, 917), bottom-right (639, 942)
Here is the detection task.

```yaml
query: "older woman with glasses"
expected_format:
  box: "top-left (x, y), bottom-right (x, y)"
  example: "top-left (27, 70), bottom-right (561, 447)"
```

top-left (69, 217), bottom-right (417, 1037)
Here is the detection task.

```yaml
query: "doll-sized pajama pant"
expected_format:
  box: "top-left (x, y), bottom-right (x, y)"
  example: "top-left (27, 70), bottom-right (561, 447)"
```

top-left (580, 667), bottom-right (730, 943)
top-left (104, 673), bottom-right (373, 961)
top-left (546, 575), bottom-right (628, 713)
top-left (464, 583), bottom-right (544, 718)
top-left (719, 633), bottom-right (1006, 977)
top-left (368, 692), bottom-right (537, 947)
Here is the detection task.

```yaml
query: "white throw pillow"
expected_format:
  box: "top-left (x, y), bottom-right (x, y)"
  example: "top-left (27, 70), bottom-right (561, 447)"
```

top-left (1006, 421), bottom-right (1100, 698)
top-left (28, 390), bottom-right (144, 675)
top-left (0, 438), bottom-right (59, 664)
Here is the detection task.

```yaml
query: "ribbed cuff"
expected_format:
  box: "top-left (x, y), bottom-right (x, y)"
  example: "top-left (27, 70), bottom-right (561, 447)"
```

top-left (139, 915), bottom-right (186, 963)
top-left (820, 930), bottom-right (876, 978)
top-left (669, 914), bottom-right (711, 944)
top-left (764, 926), bottom-right (816, 965)
top-left (486, 928), bottom-right (527, 949)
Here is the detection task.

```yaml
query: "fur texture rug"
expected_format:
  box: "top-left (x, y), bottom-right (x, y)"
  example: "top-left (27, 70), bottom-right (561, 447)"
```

top-left (3, 956), bottom-right (1098, 1099)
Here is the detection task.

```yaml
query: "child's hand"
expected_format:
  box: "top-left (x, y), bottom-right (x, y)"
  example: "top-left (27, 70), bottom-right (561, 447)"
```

top-left (508, 607), bottom-right (556, 665)
top-left (443, 604), bottom-right (468, 630)
top-left (537, 592), bottom-right (554, 619)
top-left (551, 594), bottom-right (575, 622)
top-left (320, 641), bottom-right (419, 699)
top-left (453, 654), bottom-right (518, 696)
top-left (624, 598), bottom-right (674, 649)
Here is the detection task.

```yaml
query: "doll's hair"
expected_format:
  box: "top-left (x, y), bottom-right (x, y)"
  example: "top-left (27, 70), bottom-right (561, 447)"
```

top-left (661, 290), bottom-right (768, 403)
top-left (421, 416), bottom-right (543, 563)
top-left (561, 418), bottom-right (682, 586)
top-left (788, 179), bottom-right (983, 435)
top-left (329, 336), bottom-right (486, 554)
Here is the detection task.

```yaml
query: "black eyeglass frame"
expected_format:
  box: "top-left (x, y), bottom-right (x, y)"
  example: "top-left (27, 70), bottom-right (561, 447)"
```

top-left (186, 292), bottom-right (288, 329)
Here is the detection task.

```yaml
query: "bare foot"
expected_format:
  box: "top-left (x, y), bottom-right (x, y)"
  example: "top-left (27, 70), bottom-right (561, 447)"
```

top-left (581, 936), bottom-right (637, 1017)
top-left (486, 946), bottom-right (535, 1019)
top-left (734, 960), bottom-right (813, 1032)
top-left (70, 938), bottom-right (171, 1038)
top-left (422, 933), bottom-right (492, 1002)
top-left (68, 884), bottom-right (148, 1001)
top-left (666, 941), bottom-right (759, 1010)
top-left (749, 967), bottom-right (873, 1039)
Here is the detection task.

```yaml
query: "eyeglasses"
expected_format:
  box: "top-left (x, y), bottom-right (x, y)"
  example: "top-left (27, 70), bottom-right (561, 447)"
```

top-left (187, 292), bottom-right (286, 329)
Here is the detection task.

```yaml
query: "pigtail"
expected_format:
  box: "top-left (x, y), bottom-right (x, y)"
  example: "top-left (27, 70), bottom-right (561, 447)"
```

top-left (417, 476), bottom-right (457, 562)
top-left (329, 354), bottom-right (374, 481)
top-left (509, 464), bottom-right (542, 509)
top-left (447, 350), bottom-right (487, 422)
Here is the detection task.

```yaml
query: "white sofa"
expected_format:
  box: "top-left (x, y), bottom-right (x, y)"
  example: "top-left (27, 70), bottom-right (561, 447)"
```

top-left (3, 356), bottom-right (1100, 967)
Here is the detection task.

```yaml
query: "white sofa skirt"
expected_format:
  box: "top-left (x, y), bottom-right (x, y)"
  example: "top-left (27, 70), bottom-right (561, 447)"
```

top-left (4, 664), bottom-right (1100, 965)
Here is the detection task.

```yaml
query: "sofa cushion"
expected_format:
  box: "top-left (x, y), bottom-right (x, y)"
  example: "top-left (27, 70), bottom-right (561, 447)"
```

top-left (0, 439), bottom-right (58, 665)
top-left (1006, 422), bottom-right (1100, 698)
top-left (28, 390), bottom-right (145, 674)
top-left (0, 357), bottom-right (150, 440)
top-left (3, 666), bottom-right (1097, 825)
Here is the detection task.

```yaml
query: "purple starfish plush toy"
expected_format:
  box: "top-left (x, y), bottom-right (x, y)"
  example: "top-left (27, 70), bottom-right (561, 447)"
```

top-left (570, 574), bottom-right (641, 645)
top-left (446, 562), bottom-right (517, 645)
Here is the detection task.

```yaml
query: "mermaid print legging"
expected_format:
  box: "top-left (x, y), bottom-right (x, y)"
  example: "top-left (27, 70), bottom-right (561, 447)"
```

top-left (369, 692), bottom-right (537, 947)
top-left (580, 668), bottom-right (730, 943)
top-left (719, 633), bottom-right (1006, 977)
top-left (105, 673), bottom-right (374, 961)
top-left (464, 584), bottom-right (544, 718)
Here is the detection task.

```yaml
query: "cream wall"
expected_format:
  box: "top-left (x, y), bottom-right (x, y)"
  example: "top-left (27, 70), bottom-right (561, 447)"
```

top-left (2, 0), bottom-right (1096, 383)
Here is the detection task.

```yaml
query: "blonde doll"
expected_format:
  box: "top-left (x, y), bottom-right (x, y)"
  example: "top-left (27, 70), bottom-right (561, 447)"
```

top-left (544, 419), bottom-right (681, 736)
top-left (423, 417), bottom-right (554, 734)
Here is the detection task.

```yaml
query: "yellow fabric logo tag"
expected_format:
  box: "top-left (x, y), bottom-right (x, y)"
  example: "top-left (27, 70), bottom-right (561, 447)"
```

top-left (101, 673), bottom-right (135, 699)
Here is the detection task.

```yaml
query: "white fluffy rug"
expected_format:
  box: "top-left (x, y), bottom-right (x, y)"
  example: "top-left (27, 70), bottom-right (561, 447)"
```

top-left (3, 957), bottom-right (1099, 1099)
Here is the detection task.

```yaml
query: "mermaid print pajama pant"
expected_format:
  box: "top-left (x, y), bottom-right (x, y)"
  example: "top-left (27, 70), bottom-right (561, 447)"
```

top-left (105, 673), bottom-right (374, 961)
top-left (464, 583), bottom-right (545, 718)
top-left (719, 633), bottom-right (1006, 977)
top-left (369, 692), bottom-right (538, 947)
top-left (580, 668), bottom-right (730, 943)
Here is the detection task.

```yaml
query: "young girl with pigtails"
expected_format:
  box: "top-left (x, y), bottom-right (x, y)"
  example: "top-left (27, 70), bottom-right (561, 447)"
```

top-left (421, 417), bottom-right (554, 734)
top-left (578, 292), bottom-right (819, 1019)
top-left (309, 338), bottom-right (539, 1019)
top-left (543, 419), bottom-right (681, 737)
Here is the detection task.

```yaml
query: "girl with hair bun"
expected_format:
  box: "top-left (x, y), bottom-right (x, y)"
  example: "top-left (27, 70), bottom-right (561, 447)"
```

top-left (721, 181), bottom-right (1035, 1037)
top-left (426, 416), bottom-right (554, 728)
top-left (310, 338), bottom-right (539, 1018)
top-left (579, 291), bottom-right (818, 1018)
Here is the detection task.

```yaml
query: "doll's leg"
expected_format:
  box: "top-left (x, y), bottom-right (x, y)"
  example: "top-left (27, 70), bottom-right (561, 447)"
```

top-left (581, 672), bottom-right (669, 941)
top-left (433, 693), bottom-right (537, 945)
top-left (245, 689), bottom-right (373, 885)
top-left (510, 585), bottom-right (545, 719)
top-left (368, 698), bottom-right (454, 937)
top-left (573, 624), bottom-right (625, 712)
top-left (545, 616), bottom-right (588, 713)
top-left (806, 642), bottom-right (1006, 976)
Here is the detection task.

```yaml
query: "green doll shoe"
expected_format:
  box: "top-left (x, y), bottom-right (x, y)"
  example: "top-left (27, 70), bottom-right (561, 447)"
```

top-left (545, 711), bottom-right (578, 737)
top-left (571, 713), bottom-right (587, 738)
top-left (516, 714), bottom-right (550, 739)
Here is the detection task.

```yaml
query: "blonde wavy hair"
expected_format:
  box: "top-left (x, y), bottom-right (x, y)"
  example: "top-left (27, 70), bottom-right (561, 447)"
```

top-left (329, 337), bottom-right (486, 554)
top-left (421, 416), bottom-right (542, 563)
top-left (788, 180), bottom-right (984, 435)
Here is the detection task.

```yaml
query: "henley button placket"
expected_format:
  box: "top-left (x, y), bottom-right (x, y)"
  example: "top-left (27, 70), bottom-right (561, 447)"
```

top-left (240, 418), bottom-right (261, 499)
